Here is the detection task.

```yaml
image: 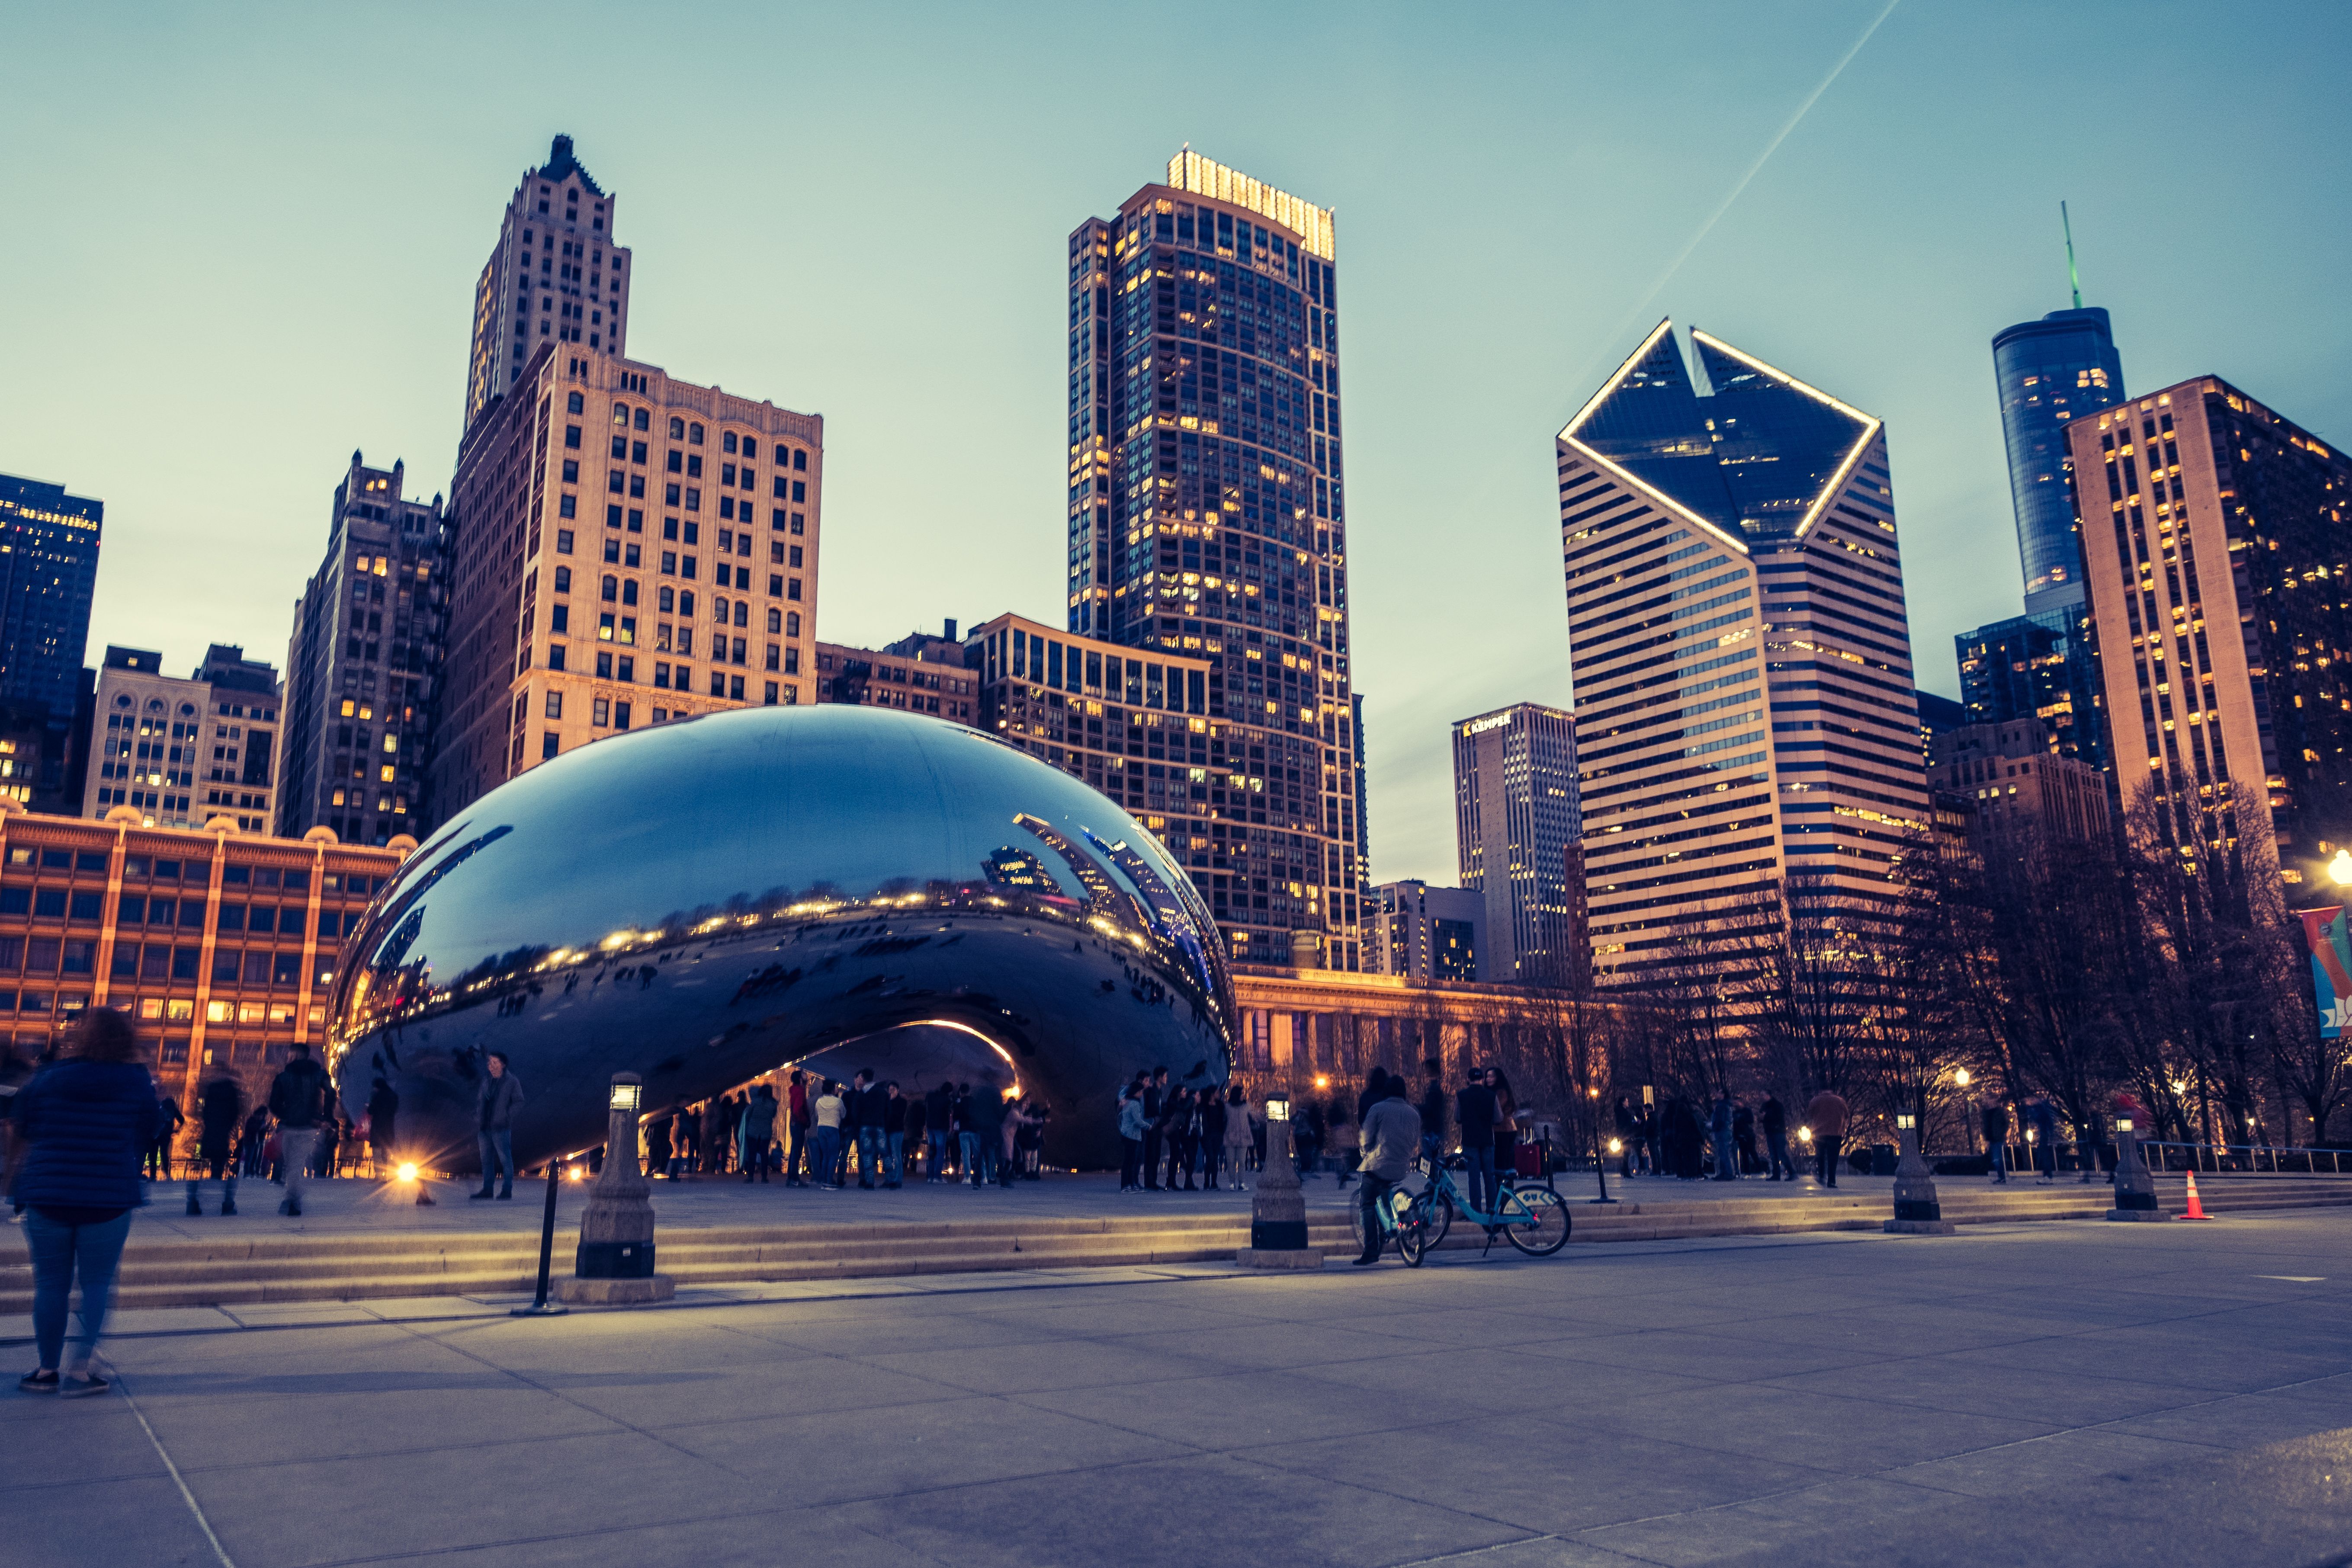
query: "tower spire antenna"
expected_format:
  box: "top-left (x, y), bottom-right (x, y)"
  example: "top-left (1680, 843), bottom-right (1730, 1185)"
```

top-left (2061, 199), bottom-right (2082, 309)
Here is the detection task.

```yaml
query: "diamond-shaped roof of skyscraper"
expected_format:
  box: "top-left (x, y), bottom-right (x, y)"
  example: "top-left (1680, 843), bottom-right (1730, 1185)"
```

top-left (1561, 321), bottom-right (1880, 551)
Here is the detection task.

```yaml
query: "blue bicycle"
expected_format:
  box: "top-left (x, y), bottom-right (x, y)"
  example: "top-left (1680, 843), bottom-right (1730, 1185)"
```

top-left (1402, 1153), bottom-right (1571, 1262)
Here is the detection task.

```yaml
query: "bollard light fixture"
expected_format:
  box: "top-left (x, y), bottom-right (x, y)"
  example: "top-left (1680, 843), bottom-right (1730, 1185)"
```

top-left (2115, 1116), bottom-right (2134, 1133)
top-left (1265, 1095), bottom-right (1290, 1122)
top-left (1896, 1113), bottom-right (1916, 1130)
top-left (610, 1081), bottom-right (642, 1113)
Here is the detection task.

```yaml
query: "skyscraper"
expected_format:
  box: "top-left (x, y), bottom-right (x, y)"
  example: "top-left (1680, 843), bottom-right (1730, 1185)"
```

top-left (1993, 306), bottom-right (2124, 613)
top-left (1452, 702), bottom-right (1581, 985)
top-left (1954, 608), bottom-right (2105, 773)
top-left (1559, 322), bottom-right (1927, 984)
top-left (462, 136), bottom-right (634, 434)
top-left (277, 452), bottom-right (449, 845)
top-left (431, 345), bottom-right (821, 818)
top-left (1066, 151), bottom-right (1363, 972)
top-left (2073, 376), bottom-right (2352, 888)
top-left (0, 472), bottom-right (101, 718)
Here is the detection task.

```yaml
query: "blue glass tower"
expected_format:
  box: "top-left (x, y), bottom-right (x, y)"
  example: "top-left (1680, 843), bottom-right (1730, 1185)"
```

top-left (0, 473), bottom-right (101, 716)
top-left (1991, 307), bottom-right (2124, 612)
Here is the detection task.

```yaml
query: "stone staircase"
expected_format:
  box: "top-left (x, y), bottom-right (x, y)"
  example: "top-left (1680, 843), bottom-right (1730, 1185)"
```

top-left (6, 1175), bottom-right (2346, 1314)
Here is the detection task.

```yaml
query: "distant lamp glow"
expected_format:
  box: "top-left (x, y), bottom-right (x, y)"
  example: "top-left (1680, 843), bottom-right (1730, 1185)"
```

top-left (396, 1162), bottom-right (419, 1182)
top-left (1953, 1068), bottom-right (1971, 1088)
top-left (2330, 848), bottom-right (2352, 885)
top-left (1312, 1074), bottom-right (1329, 1090)
top-left (1265, 1095), bottom-right (1291, 1122)
top-left (2115, 1117), bottom-right (2134, 1133)
top-left (567, 1165), bottom-right (585, 1183)
top-left (1608, 1138), bottom-right (1624, 1154)
top-left (2170, 1079), bottom-right (2188, 1096)
top-left (610, 1081), bottom-right (642, 1113)
top-left (1797, 1125), bottom-right (1814, 1144)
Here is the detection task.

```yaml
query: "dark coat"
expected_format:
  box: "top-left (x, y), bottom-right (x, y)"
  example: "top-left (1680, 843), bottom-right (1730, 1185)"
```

top-left (269, 1056), bottom-right (332, 1129)
top-left (478, 1071), bottom-right (524, 1131)
top-left (12, 1060), bottom-right (161, 1212)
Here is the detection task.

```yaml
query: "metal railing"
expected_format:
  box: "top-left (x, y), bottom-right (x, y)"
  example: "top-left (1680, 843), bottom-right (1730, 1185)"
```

top-left (2138, 1140), bottom-right (2352, 1176)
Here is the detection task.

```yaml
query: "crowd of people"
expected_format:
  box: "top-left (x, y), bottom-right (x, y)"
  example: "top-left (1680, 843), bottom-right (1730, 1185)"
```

top-left (633, 1070), bottom-right (1051, 1191)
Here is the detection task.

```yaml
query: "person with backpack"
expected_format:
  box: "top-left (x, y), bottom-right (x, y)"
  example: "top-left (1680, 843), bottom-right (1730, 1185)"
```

top-left (147, 1091), bottom-right (183, 1182)
top-left (13, 1007), bottom-right (160, 1396)
top-left (267, 1042), bottom-right (332, 1217)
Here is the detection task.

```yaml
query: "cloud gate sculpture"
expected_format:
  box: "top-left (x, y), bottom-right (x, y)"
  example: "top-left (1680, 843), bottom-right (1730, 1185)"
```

top-left (326, 705), bottom-right (1236, 1172)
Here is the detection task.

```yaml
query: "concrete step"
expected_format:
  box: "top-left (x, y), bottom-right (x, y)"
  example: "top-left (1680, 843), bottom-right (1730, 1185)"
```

top-left (8, 1178), bottom-right (2347, 1314)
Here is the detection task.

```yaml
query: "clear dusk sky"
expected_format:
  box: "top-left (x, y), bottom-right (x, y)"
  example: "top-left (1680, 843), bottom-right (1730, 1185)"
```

top-left (6, 1), bottom-right (2347, 881)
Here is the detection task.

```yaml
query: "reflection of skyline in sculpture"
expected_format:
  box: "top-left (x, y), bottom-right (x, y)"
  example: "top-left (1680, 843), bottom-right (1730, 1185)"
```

top-left (325, 705), bottom-right (1235, 1170)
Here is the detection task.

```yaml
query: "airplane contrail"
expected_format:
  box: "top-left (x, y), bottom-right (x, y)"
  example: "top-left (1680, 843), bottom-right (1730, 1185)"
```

top-left (1572, 0), bottom-right (1903, 395)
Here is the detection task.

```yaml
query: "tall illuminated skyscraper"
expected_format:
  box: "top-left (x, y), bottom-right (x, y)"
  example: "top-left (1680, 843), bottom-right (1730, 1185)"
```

top-left (1066, 151), bottom-right (1363, 971)
top-left (1559, 322), bottom-right (1927, 983)
top-left (1452, 702), bottom-right (1581, 985)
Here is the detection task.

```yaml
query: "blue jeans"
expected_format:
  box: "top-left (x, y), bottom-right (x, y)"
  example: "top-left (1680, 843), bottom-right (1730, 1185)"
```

top-left (958, 1131), bottom-right (982, 1182)
top-left (927, 1129), bottom-right (950, 1179)
top-left (856, 1127), bottom-right (885, 1186)
top-left (812, 1126), bottom-right (842, 1186)
top-left (477, 1127), bottom-right (514, 1190)
top-left (24, 1209), bottom-right (132, 1373)
top-left (1462, 1145), bottom-right (1498, 1218)
top-left (886, 1131), bottom-right (905, 1186)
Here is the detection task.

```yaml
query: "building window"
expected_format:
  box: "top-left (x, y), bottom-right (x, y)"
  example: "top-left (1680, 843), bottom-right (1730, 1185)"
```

top-left (545, 692), bottom-right (562, 719)
top-left (592, 698), bottom-right (610, 727)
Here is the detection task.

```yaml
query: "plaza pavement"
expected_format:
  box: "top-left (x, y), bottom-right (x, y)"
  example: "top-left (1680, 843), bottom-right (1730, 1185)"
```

top-left (5, 1207), bottom-right (2350, 1566)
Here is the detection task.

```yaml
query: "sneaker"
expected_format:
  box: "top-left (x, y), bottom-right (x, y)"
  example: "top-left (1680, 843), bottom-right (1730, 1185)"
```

top-left (221, 1199), bottom-right (237, 1216)
top-left (18, 1368), bottom-right (58, 1393)
top-left (496, 1189), bottom-right (513, 1200)
top-left (185, 1196), bottom-right (202, 1216)
top-left (56, 1372), bottom-right (109, 1399)
top-left (469, 1189), bottom-right (493, 1201)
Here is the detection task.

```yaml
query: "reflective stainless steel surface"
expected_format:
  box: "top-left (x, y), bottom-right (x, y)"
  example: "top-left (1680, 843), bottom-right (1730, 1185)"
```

top-left (327, 705), bottom-right (1235, 1171)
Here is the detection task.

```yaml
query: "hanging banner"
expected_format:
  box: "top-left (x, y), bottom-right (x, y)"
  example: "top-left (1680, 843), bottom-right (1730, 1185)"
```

top-left (2299, 904), bottom-right (2352, 1037)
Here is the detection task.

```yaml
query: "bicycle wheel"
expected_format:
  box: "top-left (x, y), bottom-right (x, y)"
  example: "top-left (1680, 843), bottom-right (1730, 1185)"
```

top-left (1396, 1196), bottom-right (1431, 1267)
top-left (1502, 1184), bottom-right (1571, 1256)
top-left (1417, 1187), bottom-right (1455, 1251)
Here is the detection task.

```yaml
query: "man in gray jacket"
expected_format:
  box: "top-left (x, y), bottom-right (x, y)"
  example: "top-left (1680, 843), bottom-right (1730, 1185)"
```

top-left (1354, 1081), bottom-right (1423, 1267)
top-left (472, 1051), bottom-right (524, 1200)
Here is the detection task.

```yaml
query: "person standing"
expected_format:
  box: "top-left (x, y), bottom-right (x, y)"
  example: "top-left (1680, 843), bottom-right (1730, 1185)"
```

top-left (13, 1007), bottom-right (159, 1396)
top-left (1418, 1058), bottom-right (1447, 1167)
top-left (1489, 1068), bottom-right (1522, 1181)
top-left (784, 1070), bottom-right (811, 1187)
top-left (1140, 1067), bottom-right (1168, 1191)
top-left (901, 1084), bottom-right (928, 1182)
top-left (1352, 1079), bottom-right (1422, 1267)
top-left (965, 1078), bottom-right (1007, 1187)
top-left (705, 1094), bottom-right (734, 1177)
top-left (845, 1069), bottom-right (879, 1190)
top-left (645, 1103), bottom-right (675, 1181)
top-left (1733, 1098), bottom-right (1758, 1177)
top-left (1117, 1082), bottom-right (1148, 1192)
top-left (882, 1081), bottom-right (908, 1190)
top-left (470, 1051), bottom-right (524, 1200)
top-left (952, 1083), bottom-right (979, 1184)
top-left (1761, 1093), bottom-right (1794, 1181)
top-left (740, 1083), bottom-right (779, 1183)
top-left (186, 1068), bottom-right (245, 1216)
top-left (1613, 1096), bottom-right (1639, 1178)
top-left (1222, 1085), bottom-right (1255, 1192)
top-left (810, 1079), bottom-right (846, 1189)
top-left (316, 1113), bottom-right (340, 1180)
top-left (147, 1091), bottom-right (182, 1182)
top-left (267, 1042), bottom-right (331, 1217)
top-left (673, 1100), bottom-right (700, 1180)
top-left (1709, 1089), bottom-right (1739, 1181)
top-left (1199, 1082), bottom-right (1229, 1190)
top-left (2026, 1097), bottom-right (2059, 1182)
top-left (1804, 1088), bottom-right (1849, 1187)
top-left (1455, 1068), bottom-right (1499, 1220)
top-left (237, 1103), bottom-right (270, 1179)
top-left (1640, 1100), bottom-right (1662, 1176)
top-left (1982, 1099), bottom-right (2011, 1183)
top-left (1295, 1097), bottom-right (1326, 1182)
top-left (999, 1095), bottom-right (1033, 1188)
top-left (924, 1081), bottom-right (953, 1182)
top-left (366, 1077), bottom-right (399, 1179)
top-left (1159, 1085), bottom-right (1193, 1192)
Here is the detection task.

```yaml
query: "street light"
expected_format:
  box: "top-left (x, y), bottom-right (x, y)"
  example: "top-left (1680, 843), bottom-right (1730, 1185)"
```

top-left (2331, 848), bottom-right (2352, 885)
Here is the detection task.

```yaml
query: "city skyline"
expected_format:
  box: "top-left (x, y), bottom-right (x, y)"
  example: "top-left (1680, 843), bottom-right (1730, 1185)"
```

top-left (6, 2), bottom-right (2349, 885)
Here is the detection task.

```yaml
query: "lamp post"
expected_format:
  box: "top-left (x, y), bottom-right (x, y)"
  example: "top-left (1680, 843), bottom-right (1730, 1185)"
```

top-left (1238, 1091), bottom-right (1322, 1269)
top-left (555, 1073), bottom-right (676, 1304)
top-left (1955, 1068), bottom-right (1977, 1155)
top-left (2106, 1114), bottom-right (2162, 1221)
top-left (1884, 1110), bottom-right (1955, 1235)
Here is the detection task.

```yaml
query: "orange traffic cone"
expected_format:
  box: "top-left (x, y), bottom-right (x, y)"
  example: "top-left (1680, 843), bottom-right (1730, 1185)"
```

top-left (2179, 1169), bottom-right (2211, 1221)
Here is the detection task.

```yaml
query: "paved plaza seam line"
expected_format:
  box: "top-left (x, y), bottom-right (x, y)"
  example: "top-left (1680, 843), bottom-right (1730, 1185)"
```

top-left (119, 1373), bottom-right (239, 1568)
